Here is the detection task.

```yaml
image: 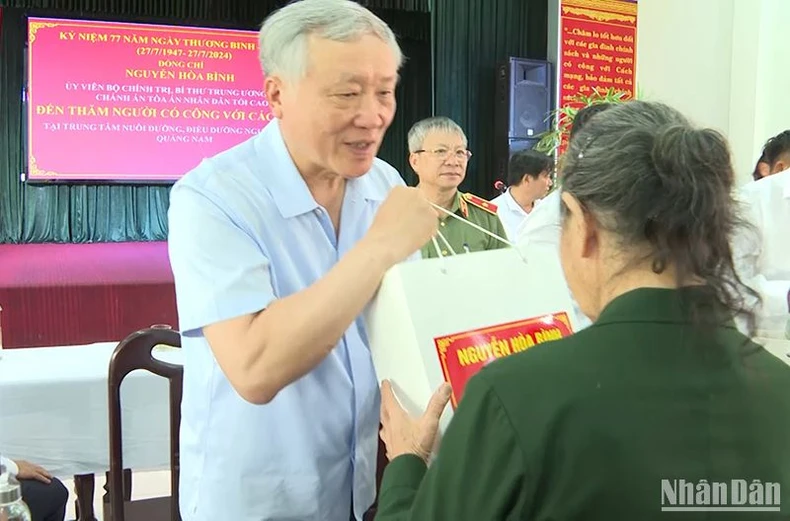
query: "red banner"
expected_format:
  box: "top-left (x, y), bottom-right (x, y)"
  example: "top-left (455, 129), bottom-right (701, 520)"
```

top-left (558, 0), bottom-right (637, 146)
top-left (434, 313), bottom-right (574, 407)
top-left (26, 18), bottom-right (271, 182)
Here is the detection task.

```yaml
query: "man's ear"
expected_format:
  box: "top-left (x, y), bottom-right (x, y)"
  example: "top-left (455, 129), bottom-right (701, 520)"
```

top-left (265, 76), bottom-right (286, 119)
top-left (408, 153), bottom-right (419, 172)
top-left (771, 155), bottom-right (790, 175)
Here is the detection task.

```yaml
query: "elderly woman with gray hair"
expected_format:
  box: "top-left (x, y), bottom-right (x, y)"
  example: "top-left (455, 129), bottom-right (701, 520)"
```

top-left (374, 100), bottom-right (790, 520)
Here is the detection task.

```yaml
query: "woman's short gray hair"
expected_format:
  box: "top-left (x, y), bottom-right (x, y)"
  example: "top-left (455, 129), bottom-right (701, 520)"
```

top-left (407, 116), bottom-right (467, 153)
top-left (259, 0), bottom-right (403, 83)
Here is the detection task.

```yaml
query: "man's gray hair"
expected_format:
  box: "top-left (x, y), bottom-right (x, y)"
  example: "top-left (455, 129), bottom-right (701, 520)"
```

top-left (259, 0), bottom-right (403, 82)
top-left (407, 116), bottom-right (468, 153)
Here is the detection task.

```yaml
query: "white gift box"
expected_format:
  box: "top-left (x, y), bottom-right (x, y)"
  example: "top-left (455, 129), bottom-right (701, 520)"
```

top-left (365, 243), bottom-right (579, 432)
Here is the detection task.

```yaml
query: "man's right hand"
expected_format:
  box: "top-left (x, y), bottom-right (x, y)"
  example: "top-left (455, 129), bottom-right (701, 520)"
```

top-left (366, 186), bottom-right (438, 264)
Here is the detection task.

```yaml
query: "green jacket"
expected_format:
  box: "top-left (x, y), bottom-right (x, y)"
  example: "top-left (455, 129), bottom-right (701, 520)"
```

top-left (375, 287), bottom-right (790, 520)
top-left (420, 191), bottom-right (509, 259)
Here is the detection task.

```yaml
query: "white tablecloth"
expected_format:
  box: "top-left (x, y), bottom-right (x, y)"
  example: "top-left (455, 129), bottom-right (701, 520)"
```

top-left (0, 342), bottom-right (182, 479)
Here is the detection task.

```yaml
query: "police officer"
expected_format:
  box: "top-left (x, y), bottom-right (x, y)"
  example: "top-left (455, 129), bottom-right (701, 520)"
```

top-left (407, 116), bottom-right (508, 259)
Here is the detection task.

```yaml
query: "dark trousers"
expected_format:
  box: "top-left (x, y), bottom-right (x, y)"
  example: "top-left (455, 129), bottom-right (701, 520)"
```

top-left (19, 477), bottom-right (68, 521)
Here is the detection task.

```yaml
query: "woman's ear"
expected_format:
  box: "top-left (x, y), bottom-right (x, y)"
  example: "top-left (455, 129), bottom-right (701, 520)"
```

top-left (561, 192), bottom-right (599, 259)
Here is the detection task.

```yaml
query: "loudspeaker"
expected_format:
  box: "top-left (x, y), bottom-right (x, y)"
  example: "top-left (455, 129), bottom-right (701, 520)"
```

top-left (494, 57), bottom-right (554, 183)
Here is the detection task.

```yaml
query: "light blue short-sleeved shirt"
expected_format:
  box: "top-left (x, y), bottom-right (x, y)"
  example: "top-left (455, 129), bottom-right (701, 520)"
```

top-left (167, 120), bottom-right (405, 521)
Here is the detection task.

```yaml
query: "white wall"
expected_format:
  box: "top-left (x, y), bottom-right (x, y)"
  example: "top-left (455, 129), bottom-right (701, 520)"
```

top-left (636, 0), bottom-right (790, 185)
top-left (636, 0), bottom-right (734, 136)
top-left (751, 0), bottom-right (790, 159)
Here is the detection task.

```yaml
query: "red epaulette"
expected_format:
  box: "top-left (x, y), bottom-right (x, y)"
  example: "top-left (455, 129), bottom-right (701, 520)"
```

top-left (462, 192), bottom-right (498, 214)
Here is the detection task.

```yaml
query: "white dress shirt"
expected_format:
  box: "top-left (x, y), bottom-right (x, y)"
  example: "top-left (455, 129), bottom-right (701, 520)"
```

top-left (491, 188), bottom-right (535, 240)
top-left (517, 189), bottom-right (562, 246)
top-left (734, 168), bottom-right (790, 335)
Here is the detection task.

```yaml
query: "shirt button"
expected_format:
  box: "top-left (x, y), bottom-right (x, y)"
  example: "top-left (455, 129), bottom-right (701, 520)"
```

top-left (440, 221), bottom-right (446, 227)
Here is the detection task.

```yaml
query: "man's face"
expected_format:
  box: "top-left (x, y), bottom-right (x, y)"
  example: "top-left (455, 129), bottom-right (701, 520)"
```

top-left (266, 34), bottom-right (398, 178)
top-left (409, 130), bottom-right (469, 190)
top-left (522, 169), bottom-right (553, 200)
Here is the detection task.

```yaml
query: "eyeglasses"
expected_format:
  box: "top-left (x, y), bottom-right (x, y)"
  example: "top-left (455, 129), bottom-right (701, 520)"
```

top-left (414, 148), bottom-right (472, 161)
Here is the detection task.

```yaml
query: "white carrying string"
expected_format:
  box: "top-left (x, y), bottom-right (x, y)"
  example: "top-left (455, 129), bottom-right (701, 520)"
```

top-left (435, 229), bottom-right (457, 255)
top-left (430, 230), bottom-right (457, 273)
top-left (429, 202), bottom-right (515, 247)
top-left (428, 201), bottom-right (532, 268)
top-left (429, 236), bottom-right (446, 274)
top-left (430, 236), bottom-right (443, 259)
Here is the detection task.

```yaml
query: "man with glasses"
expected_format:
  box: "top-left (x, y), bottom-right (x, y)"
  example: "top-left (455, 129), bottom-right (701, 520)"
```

top-left (408, 116), bottom-right (508, 258)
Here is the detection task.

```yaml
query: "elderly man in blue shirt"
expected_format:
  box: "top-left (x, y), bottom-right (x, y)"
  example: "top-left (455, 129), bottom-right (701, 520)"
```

top-left (166, 1), bottom-right (439, 520)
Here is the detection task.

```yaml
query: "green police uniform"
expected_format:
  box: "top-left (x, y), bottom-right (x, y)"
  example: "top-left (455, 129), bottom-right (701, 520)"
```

top-left (420, 191), bottom-right (509, 259)
top-left (374, 287), bottom-right (790, 520)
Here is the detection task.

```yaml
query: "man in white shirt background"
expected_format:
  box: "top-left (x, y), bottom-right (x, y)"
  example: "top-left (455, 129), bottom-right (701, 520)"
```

top-left (0, 454), bottom-right (68, 521)
top-left (517, 102), bottom-right (614, 247)
top-left (749, 130), bottom-right (790, 182)
top-left (750, 151), bottom-right (769, 181)
top-left (510, 103), bottom-right (615, 331)
top-left (491, 149), bottom-right (554, 240)
top-left (734, 130), bottom-right (790, 335)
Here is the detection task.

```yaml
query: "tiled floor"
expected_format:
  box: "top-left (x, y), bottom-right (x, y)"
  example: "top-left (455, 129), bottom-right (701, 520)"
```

top-left (62, 470), bottom-right (171, 521)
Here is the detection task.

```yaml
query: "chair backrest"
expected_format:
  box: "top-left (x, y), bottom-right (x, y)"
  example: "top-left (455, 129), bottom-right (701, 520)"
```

top-left (107, 328), bottom-right (182, 521)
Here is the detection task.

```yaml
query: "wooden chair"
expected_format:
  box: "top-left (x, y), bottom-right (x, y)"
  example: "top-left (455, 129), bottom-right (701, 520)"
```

top-left (104, 328), bottom-right (183, 521)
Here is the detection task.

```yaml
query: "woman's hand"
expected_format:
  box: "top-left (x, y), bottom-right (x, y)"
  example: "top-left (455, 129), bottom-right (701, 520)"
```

top-left (379, 380), bottom-right (452, 463)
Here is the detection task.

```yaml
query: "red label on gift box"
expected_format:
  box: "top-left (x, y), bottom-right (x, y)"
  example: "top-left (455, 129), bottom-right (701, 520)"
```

top-left (434, 313), bottom-right (574, 408)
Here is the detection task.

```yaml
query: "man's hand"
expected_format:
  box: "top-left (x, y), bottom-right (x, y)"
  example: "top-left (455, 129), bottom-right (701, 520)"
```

top-left (14, 460), bottom-right (52, 484)
top-left (365, 186), bottom-right (438, 264)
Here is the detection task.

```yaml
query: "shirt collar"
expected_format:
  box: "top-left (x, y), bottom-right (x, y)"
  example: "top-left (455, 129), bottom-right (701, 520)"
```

top-left (595, 287), bottom-right (737, 329)
top-left (451, 191), bottom-right (471, 218)
top-left (506, 188), bottom-right (531, 215)
top-left (255, 119), bottom-right (388, 218)
top-left (450, 191), bottom-right (462, 214)
top-left (255, 120), bottom-right (317, 218)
